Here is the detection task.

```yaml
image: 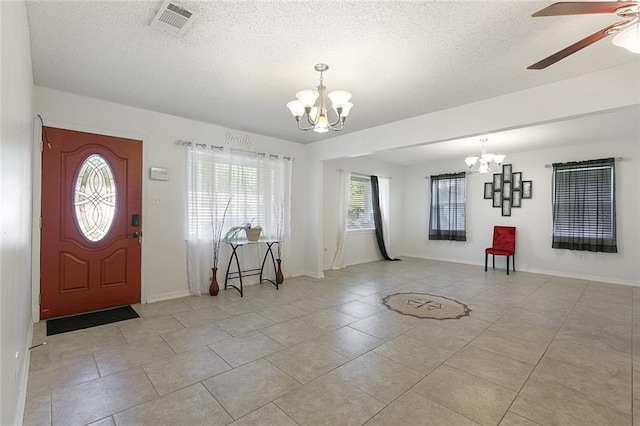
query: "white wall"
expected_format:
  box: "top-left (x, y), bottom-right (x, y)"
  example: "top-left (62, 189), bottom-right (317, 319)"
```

top-left (0, 1), bottom-right (34, 424)
top-left (33, 87), bottom-right (307, 308)
top-left (322, 157), bottom-right (404, 269)
top-left (303, 158), bottom-right (324, 278)
top-left (403, 139), bottom-right (640, 285)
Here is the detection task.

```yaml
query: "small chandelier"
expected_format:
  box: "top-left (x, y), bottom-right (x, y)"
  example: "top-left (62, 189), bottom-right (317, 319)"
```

top-left (286, 63), bottom-right (353, 133)
top-left (464, 139), bottom-right (506, 173)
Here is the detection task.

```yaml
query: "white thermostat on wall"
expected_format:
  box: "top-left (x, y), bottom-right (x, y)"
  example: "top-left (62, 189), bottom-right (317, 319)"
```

top-left (149, 167), bottom-right (170, 181)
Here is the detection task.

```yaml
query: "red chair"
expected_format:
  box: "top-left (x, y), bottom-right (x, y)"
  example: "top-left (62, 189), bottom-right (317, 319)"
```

top-left (485, 226), bottom-right (516, 275)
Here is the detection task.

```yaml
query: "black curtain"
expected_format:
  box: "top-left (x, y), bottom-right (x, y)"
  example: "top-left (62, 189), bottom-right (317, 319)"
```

top-left (371, 176), bottom-right (400, 261)
top-left (552, 158), bottom-right (617, 253)
top-left (428, 172), bottom-right (467, 241)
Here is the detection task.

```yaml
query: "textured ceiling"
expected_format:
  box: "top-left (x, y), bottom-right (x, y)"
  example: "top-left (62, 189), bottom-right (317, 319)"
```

top-left (26, 0), bottom-right (640, 146)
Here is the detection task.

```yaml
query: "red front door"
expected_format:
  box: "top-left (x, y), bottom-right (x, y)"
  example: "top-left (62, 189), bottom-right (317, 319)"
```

top-left (40, 127), bottom-right (142, 319)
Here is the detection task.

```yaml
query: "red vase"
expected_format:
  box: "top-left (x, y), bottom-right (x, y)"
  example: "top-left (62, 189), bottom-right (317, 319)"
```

top-left (209, 267), bottom-right (220, 296)
top-left (276, 259), bottom-right (284, 284)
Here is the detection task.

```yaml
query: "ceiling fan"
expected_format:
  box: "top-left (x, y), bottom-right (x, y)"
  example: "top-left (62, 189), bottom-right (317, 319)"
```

top-left (528, 1), bottom-right (640, 69)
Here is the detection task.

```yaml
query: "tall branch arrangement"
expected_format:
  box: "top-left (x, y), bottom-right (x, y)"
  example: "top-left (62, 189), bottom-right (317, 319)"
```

top-left (274, 199), bottom-right (285, 258)
top-left (211, 197), bottom-right (232, 268)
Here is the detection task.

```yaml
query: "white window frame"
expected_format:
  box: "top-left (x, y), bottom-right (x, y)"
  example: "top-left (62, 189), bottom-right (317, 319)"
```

top-left (428, 173), bottom-right (467, 241)
top-left (347, 174), bottom-right (375, 231)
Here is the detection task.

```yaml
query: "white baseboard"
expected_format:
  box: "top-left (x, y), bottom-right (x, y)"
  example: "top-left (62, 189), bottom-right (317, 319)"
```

top-left (14, 321), bottom-right (33, 426)
top-left (518, 266), bottom-right (639, 287)
top-left (144, 290), bottom-right (192, 304)
top-left (143, 270), bottom-right (308, 303)
top-left (402, 252), bottom-right (477, 266)
top-left (303, 270), bottom-right (325, 279)
top-left (345, 256), bottom-right (382, 267)
top-left (402, 252), bottom-right (640, 287)
top-left (321, 255), bottom-right (383, 272)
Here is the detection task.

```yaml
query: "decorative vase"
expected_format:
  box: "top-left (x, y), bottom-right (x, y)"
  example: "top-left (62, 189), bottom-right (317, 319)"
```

top-left (276, 259), bottom-right (284, 284)
top-left (209, 267), bottom-right (220, 296)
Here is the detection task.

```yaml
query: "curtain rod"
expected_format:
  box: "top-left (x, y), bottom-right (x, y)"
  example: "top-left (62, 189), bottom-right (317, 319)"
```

top-left (176, 139), bottom-right (223, 150)
top-left (177, 139), bottom-right (293, 161)
top-left (424, 171), bottom-right (469, 179)
top-left (544, 157), bottom-right (623, 168)
top-left (231, 148), bottom-right (293, 161)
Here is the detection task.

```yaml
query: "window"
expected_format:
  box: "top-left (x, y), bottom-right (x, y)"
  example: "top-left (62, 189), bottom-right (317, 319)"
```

top-left (74, 154), bottom-right (116, 242)
top-left (552, 158), bottom-right (616, 253)
top-left (429, 172), bottom-right (466, 241)
top-left (186, 149), bottom-right (291, 240)
top-left (348, 174), bottom-right (374, 230)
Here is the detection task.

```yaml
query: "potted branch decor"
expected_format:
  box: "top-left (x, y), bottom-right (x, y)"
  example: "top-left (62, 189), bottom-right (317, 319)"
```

top-left (274, 201), bottom-right (285, 284)
top-left (210, 198), bottom-right (231, 296)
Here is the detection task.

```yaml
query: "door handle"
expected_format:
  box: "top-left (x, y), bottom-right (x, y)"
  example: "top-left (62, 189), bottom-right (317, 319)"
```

top-left (131, 232), bottom-right (140, 238)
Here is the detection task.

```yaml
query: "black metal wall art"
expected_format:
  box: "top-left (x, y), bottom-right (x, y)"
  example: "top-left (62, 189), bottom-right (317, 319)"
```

top-left (484, 164), bottom-right (532, 216)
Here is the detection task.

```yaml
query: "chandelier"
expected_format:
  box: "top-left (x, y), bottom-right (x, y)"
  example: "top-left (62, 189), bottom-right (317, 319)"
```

top-left (286, 63), bottom-right (353, 133)
top-left (464, 139), bottom-right (506, 173)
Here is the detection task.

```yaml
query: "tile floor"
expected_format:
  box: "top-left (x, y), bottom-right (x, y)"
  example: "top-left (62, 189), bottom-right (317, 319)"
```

top-left (23, 258), bottom-right (639, 425)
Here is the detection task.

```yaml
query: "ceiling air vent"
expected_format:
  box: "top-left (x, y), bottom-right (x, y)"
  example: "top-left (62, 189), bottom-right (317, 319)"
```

top-left (150, 1), bottom-right (196, 36)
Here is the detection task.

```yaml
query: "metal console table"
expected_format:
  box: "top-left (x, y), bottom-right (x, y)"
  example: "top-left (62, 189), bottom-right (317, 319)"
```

top-left (224, 239), bottom-right (281, 297)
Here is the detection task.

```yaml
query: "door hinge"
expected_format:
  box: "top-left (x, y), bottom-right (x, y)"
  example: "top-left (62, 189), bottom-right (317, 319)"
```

top-left (38, 294), bottom-right (41, 304)
top-left (39, 217), bottom-right (42, 229)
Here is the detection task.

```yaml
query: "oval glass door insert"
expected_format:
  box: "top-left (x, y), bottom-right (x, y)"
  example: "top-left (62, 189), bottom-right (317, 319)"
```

top-left (74, 154), bottom-right (117, 242)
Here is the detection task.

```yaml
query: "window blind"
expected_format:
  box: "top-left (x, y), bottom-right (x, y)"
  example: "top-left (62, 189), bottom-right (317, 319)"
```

top-left (429, 172), bottom-right (466, 241)
top-left (552, 158), bottom-right (616, 253)
top-left (187, 149), bottom-right (288, 240)
top-left (347, 175), bottom-right (374, 230)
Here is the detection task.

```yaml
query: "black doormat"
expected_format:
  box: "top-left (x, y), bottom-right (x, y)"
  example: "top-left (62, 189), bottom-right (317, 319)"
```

top-left (46, 305), bottom-right (139, 336)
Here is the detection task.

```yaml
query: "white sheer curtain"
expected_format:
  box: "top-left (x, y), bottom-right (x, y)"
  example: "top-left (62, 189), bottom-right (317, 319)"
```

top-left (185, 147), bottom-right (225, 295)
top-left (378, 176), bottom-right (394, 258)
top-left (331, 170), bottom-right (350, 270)
top-left (225, 151), bottom-right (292, 240)
top-left (273, 156), bottom-right (292, 264)
top-left (186, 147), bottom-right (292, 295)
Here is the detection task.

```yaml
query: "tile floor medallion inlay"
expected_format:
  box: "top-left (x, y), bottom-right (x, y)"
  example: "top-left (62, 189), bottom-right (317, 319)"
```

top-left (382, 292), bottom-right (471, 320)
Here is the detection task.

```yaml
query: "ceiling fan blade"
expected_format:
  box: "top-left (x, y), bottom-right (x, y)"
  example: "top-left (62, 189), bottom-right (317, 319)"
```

top-left (528, 20), bottom-right (628, 69)
top-left (532, 2), bottom-right (636, 16)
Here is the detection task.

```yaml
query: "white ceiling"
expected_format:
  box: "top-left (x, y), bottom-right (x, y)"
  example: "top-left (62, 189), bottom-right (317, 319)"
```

top-left (368, 105), bottom-right (640, 166)
top-left (26, 0), bottom-right (640, 154)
